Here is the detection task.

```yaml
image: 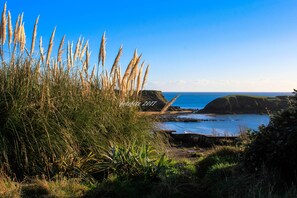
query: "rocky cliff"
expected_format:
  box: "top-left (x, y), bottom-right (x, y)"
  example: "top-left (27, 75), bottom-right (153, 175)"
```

top-left (140, 90), bottom-right (180, 111)
top-left (199, 95), bottom-right (290, 114)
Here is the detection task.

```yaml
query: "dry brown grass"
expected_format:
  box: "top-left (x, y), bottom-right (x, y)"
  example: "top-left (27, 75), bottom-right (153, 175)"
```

top-left (141, 64), bottom-right (149, 91)
top-left (57, 35), bottom-right (65, 63)
top-left (0, 176), bottom-right (89, 198)
top-left (1, 3), bottom-right (7, 46)
top-left (98, 32), bottom-right (106, 67)
top-left (46, 27), bottom-right (56, 65)
top-left (0, 173), bottom-right (21, 197)
top-left (0, 1), bottom-right (149, 101)
top-left (160, 95), bottom-right (179, 114)
top-left (110, 46), bottom-right (122, 76)
top-left (7, 11), bottom-right (12, 46)
top-left (30, 16), bottom-right (39, 55)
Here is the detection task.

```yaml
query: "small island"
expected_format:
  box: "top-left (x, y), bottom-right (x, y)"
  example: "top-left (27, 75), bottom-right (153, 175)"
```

top-left (199, 95), bottom-right (291, 114)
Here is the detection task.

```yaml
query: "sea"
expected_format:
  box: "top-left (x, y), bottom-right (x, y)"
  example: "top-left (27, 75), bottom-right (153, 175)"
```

top-left (160, 92), bottom-right (292, 135)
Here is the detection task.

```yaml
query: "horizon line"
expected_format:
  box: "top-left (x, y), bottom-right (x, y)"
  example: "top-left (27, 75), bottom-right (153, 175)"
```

top-left (146, 90), bottom-right (294, 93)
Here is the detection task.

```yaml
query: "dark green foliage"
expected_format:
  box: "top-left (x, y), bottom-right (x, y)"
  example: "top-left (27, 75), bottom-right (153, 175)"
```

top-left (100, 143), bottom-right (172, 181)
top-left (194, 146), bottom-right (242, 197)
top-left (195, 146), bottom-right (242, 178)
top-left (244, 90), bottom-right (297, 183)
top-left (21, 184), bottom-right (50, 198)
top-left (84, 160), bottom-right (200, 198)
top-left (83, 178), bottom-right (152, 198)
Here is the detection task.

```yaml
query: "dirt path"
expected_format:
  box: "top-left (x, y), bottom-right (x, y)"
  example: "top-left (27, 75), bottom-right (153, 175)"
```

top-left (166, 145), bottom-right (211, 161)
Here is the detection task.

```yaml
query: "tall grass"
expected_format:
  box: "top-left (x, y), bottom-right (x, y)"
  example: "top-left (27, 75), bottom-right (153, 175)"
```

top-left (0, 3), bottom-right (162, 180)
top-left (0, 171), bottom-right (20, 197)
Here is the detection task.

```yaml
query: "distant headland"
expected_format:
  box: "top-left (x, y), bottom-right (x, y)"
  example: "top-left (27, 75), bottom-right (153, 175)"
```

top-left (198, 95), bottom-right (291, 114)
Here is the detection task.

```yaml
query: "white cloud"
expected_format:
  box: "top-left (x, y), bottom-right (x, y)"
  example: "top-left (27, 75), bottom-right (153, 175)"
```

top-left (146, 79), bottom-right (295, 92)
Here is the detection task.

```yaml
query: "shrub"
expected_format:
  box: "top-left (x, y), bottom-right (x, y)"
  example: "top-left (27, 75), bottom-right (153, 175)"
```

top-left (195, 146), bottom-right (242, 178)
top-left (244, 89), bottom-right (297, 183)
top-left (194, 146), bottom-right (242, 197)
top-left (99, 143), bottom-right (172, 181)
top-left (85, 156), bottom-right (200, 198)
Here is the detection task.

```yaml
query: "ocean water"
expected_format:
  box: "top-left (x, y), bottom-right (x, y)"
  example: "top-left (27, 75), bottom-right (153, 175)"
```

top-left (161, 92), bottom-right (292, 135)
top-left (160, 114), bottom-right (270, 135)
top-left (163, 92), bottom-right (292, 110)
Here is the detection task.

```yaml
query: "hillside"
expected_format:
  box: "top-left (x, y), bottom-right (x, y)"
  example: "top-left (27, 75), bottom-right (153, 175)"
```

top-left (140, 90), bottom-right (180, 111)
top-left (199, 95), bottom-right (290, 114)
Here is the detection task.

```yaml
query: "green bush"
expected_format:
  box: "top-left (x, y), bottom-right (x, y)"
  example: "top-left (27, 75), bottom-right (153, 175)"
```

top-left (195, 146), bottom-right (242, 178)
top-left (244, 89), bottom-right (297, 183)
top-left (85, 157), bottom-right (200, 198)
top-left (99, 143), bottom-right (172, 181)
top-left (194, 146), bottom-right (242, 197)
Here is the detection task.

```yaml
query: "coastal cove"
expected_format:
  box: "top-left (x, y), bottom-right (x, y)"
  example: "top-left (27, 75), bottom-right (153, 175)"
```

top-left (160, 92), bottom-right (292, 135)
top-left (1, 1), bottom-right (296, 197)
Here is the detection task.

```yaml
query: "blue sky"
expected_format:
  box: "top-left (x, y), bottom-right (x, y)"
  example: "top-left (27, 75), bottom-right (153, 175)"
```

top-left (4, 0), bottom-right (297, 91)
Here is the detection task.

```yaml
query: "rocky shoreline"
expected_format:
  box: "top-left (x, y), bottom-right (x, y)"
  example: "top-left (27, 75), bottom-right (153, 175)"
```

top-left (157, 115), bottom-right (226, 122)
top-left (156, 130), bottom-right (239, 147)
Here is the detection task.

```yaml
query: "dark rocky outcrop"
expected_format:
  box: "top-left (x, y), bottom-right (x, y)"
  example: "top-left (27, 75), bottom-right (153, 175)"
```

top-left (157, 115), bottom-right (224, 122)
top-left (156, 130), bottom-right (239, 148)
top-left (140, 90), bottom-right (180, 111)
top-left (170, 133), bottom-right (239, 148)
top-left (199, 95), bottom-right (291, 114)
top-left (158, 116), bottom-right (202, 122)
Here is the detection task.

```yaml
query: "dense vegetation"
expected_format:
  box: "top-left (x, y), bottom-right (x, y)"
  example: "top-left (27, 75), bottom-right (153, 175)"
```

top-left (0, 3), bottom-right (163, 181)
top-left (0, 3), bottom-right (296, 197)
top-left (244, 90), bottom-right (297, 183)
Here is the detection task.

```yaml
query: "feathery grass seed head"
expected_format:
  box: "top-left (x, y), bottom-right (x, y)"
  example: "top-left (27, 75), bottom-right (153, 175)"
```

top-left (1, 2), bottom-right (7, 45)
top-left (30, 16), bottom-right (39, 55)
top-left (7, 11), bottom-right (12, 45)
top-left (46, 27), bottom-right (56, 65)
top-left (57, 35), bottom-right (65, 63)
top-left (98, 32), bottom-right (106, 66)
top-left (141, 64), bottom-right (149, 91)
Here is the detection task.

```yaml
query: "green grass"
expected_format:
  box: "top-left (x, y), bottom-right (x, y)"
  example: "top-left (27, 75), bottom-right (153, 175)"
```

top-left (194, 146), bottom-right (297, 198)
top-left (1, 145), bottom-right (297, 197)
top-left (195, 146), bottom-right (242, 178)
top-left (223, 95), bottom-right (268, 99)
